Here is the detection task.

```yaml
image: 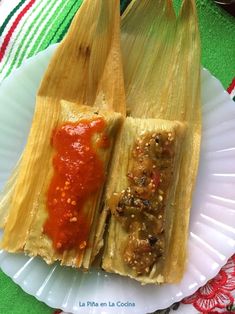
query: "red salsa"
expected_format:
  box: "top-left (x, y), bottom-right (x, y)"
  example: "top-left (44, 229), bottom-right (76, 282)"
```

top-left (44, 118), bottom-right (108, 252)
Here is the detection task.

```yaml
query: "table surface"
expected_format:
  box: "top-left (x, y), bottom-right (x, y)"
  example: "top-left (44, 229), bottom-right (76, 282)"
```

top-left (0, 1), bottom-right (234, 314)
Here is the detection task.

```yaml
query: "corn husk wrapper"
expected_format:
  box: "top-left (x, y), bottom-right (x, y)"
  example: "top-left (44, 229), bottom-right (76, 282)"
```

top-left (0, 0), bottom-right (125, 268)
top-left (0, 159), bottom-right (22, 229)
top-left (1, 102), bottom-right (122, 268)
top-left (102, 0), bottom-right (201, 284)
top-left (102, 117), bottom-right (186, 284)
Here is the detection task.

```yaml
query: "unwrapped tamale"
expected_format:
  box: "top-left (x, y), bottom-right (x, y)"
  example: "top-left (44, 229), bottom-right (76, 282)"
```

top-left (102, 117), bottom-right (186, 284)
top-left (1, 101), bottom-right (122, 268)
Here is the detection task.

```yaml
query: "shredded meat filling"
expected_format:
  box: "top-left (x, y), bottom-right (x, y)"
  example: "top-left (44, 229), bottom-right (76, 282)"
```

top-left (110, 132), bottom-right (175, 275)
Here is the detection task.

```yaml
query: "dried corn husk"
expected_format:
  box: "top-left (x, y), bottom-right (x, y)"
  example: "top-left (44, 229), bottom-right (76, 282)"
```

top-left (102, 0), bottom-right (201, 284)
top-left (0, 158), bottom-right (21, 229)
top-left (0, 0), bottom-right (125, 268)
top-left (38, 0), bottom-right (124, 108)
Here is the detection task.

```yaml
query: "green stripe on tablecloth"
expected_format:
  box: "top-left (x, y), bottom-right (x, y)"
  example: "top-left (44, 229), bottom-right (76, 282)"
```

top-left (14, 0), bottom-right (61, 71)
top-left (27, 0), bottom-right (81, 57)
top-left (36, 0), bottom-right (82, 52)
top-left (1, 0), bottom-right (45, 77)
top-left (3, 0), bottom-right (63, 78)
top-left (51, 1), bottom-right (84, 44)
top-left (45, 2), bottom-right (77, 44)
top-left (0, 0), bottom-right (27, 37)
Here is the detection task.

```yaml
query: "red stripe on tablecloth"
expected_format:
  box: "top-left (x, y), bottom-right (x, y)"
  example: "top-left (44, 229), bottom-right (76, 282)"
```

top-left (227, 78), bottom-right (235, 94)
top-left (0, 0), bottom-right (36, 62)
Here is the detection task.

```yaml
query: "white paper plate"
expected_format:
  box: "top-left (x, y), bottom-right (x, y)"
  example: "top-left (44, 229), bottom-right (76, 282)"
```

top-left (0, 45), bottom-right (235, 314)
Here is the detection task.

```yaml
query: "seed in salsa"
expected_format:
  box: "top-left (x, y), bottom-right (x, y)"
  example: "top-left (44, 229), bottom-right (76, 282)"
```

top-left (44, 117), bottom-right (108, 252)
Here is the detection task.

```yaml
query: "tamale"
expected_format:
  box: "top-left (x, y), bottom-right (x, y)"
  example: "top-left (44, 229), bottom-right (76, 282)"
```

top-left (0, 0), bottom-right (125, 269)
top-left (102, 0), bottom-right (201, 284)
top-left (1, 101), bottom-right (122, 267)
top-left (102, 117), bottom-right (186, 284)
